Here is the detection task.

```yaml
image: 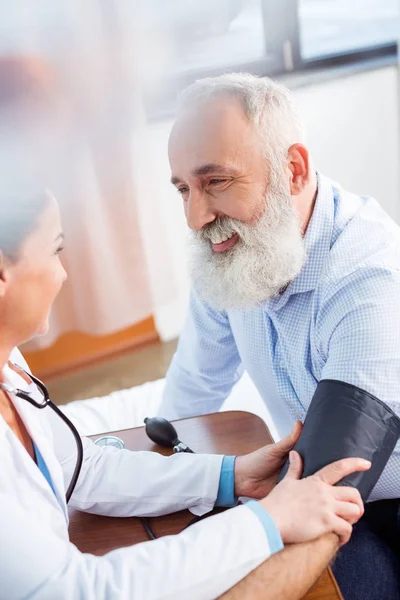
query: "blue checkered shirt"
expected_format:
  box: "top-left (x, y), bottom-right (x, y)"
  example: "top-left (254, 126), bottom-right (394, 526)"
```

top-left (160, 173), bottom-right (400, 501)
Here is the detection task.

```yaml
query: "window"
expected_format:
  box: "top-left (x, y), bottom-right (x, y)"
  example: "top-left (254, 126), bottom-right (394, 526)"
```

top-left (299, 0), bottom-right (400, 60)
top-left (164, 0), bottom-right (266, 75)
top-left (143, 0), bottom-right (399, 118)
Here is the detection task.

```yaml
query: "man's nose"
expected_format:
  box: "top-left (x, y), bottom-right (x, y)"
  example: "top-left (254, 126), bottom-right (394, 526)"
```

top-left (185, 190), bottom-right (216, 231)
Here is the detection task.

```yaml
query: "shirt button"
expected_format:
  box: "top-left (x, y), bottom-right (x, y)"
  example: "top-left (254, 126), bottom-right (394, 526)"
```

top-left (280, 360), bottom-right (286, 370)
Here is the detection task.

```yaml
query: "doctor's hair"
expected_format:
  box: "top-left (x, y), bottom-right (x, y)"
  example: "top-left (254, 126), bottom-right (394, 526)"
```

top-left (0, 191), bottom-right (51, 261)
top-left (177, 72), bottom-right (306, 174)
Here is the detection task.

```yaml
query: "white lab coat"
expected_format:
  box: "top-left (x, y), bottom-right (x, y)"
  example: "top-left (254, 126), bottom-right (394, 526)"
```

top-left (0, 349), bottom-right (272, 600)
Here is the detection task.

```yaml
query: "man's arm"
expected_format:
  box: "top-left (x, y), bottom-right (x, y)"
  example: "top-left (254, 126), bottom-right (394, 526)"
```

top-left (317, 266), bottom-right (400, 501)
top-left (219, 534), bottom-right (339, 600)
top-left (159, 290), bottom-right (243, 420)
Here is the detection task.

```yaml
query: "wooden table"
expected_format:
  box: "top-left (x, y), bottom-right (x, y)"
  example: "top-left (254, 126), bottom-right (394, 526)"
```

top-left (69, 411), bottom-right (342, 599)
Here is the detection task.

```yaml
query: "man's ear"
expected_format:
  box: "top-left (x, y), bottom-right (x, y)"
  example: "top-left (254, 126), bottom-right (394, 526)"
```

top-left (287, 143), bottom-right (311, 196)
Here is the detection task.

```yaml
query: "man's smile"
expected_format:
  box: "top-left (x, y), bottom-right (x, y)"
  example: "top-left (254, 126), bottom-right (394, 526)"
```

top-left (210, 232), bottom-right (239, 253)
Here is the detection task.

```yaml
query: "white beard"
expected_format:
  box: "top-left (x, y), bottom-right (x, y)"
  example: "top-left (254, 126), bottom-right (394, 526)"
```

top-left (189, 180), bottom-right (306, 310)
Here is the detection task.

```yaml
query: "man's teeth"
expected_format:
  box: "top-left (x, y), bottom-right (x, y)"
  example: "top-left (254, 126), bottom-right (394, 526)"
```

top-left (210, 232), bottom-right (235, 244)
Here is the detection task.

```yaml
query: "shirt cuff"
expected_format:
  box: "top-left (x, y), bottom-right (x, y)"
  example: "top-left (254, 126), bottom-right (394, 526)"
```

top-left (244, 500), bottom-right (284, 555)
top-left (215, 456), bottom-right (238, 507)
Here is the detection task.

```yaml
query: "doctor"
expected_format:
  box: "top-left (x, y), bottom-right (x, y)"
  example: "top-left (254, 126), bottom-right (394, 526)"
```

top-left (0, 186), bottom-right (370, 599)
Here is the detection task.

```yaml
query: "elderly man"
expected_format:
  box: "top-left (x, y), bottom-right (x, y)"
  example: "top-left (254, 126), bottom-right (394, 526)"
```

top-left (159, 73), bottom-right (400, 598)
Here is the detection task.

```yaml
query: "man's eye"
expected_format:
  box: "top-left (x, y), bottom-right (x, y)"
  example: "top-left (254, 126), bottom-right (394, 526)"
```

top-left (55, 246), bottom-right (65, 255)
top-left (177, 186), bottom-right (189, 196)
top-left (209, 178), bottom-right (227, 185)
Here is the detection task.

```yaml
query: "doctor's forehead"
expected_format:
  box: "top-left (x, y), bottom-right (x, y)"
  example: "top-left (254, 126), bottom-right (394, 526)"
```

top-left (168, 96), bottom-right (261, 175)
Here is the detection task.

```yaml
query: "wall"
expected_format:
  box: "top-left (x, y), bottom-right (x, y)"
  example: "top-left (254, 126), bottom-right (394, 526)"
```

top-left (295, 66), bottom-right (400, 222)
top-left (147, 65), bottom-right (400, 339)
top-left (23, 318), bottom-right (158, 380)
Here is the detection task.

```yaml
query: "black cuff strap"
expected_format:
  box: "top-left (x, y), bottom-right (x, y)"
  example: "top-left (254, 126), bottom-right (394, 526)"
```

top-left (278, 379), bottom-right (400, 501)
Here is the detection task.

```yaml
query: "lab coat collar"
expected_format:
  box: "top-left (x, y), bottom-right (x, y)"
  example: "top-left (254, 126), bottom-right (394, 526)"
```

top-left (1, 361), bottom-right (69, 521)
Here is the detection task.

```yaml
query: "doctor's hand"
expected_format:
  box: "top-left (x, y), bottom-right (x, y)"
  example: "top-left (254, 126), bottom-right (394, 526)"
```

top-left (260, 452), bottom-right (370, 546)
top-left (234, 421), bottom-right (302, 499)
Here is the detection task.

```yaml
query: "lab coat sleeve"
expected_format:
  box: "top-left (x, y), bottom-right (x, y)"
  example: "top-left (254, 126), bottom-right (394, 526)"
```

top-left (45, 399), bottom-right (223, 516)
top-left (11, 348), bottom-right (238, 518)
top-left (69, 438), bottom-right (225, 517)
top-left (159, 290), bottom-right (244, 420)
top-left (31, 362), bottom-right (222, 517)
top-left (0, 492), bottom-right (274, 600)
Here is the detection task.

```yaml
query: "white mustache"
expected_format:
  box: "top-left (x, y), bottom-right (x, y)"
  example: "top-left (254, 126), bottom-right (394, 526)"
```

top-left (196, 218), bottom-right (239, 244)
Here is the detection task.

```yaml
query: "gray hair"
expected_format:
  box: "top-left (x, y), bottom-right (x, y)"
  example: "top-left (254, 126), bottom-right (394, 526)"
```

top-left (178, 73), bottom-right (305, 166)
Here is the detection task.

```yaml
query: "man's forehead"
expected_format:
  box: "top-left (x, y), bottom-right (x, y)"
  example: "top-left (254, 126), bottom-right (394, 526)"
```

top-left (169, 96), bottom-right (257, 172)
top-left (171, 96), bottom-right (250, 140)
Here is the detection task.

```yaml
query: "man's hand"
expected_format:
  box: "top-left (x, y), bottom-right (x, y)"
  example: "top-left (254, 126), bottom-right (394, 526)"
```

top-left (234, 421), bottom-right (302, 498)
top-left (260, 451), bottom-right (370, 546)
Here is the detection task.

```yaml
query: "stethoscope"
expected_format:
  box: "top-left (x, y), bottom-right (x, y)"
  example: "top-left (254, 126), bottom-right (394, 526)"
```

top-left (0, 368), bottom-right (83, 504)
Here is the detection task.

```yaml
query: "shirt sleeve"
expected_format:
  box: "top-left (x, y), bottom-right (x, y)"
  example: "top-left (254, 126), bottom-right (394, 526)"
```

top-left (317, 266), bottom-right (400, 499)
top-left (158, 290), bottom-right (243, 420)
top-left (318, 266), bottom-right (400, 407)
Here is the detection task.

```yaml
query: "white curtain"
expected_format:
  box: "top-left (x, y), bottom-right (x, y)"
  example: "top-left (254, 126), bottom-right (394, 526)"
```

top-left (0, 0), bottom-right (181, 349)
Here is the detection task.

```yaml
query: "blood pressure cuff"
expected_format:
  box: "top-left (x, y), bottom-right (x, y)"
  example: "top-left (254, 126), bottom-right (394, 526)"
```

top-left (278, 379), bottom-right (400, 501)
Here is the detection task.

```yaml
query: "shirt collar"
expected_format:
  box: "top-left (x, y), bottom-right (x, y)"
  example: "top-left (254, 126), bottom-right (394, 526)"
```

top-left (267, 172), bottom-right (335, 312)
